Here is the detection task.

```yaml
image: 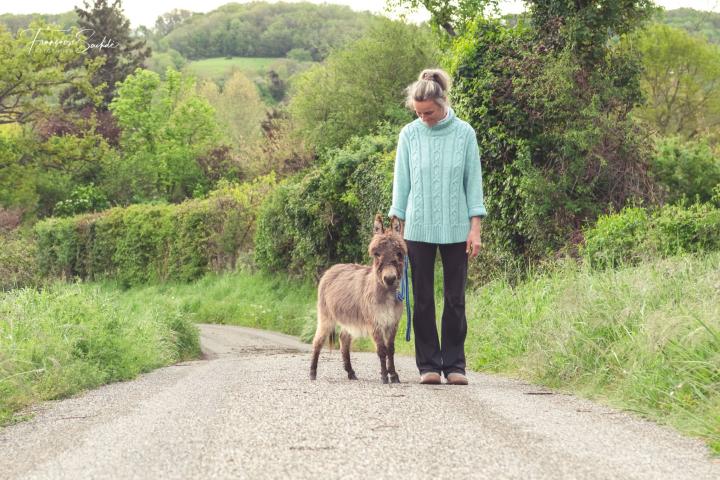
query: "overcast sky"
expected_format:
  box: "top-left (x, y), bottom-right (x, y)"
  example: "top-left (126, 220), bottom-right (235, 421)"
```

top-left (2, 0), bottom-right (720, 28)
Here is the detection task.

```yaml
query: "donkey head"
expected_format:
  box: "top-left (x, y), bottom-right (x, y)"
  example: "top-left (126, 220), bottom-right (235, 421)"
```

top-left (369, 214), bottom-right (408, 289)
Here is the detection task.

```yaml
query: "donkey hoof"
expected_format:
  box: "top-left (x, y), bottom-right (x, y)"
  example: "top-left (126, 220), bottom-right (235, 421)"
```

top-left (310, 370), bottom-right (317, 381)
top-left (389, 374), bottom-right (401, 384)
top-left (381, 375), bottom-right (389, 384)
top-left (348, 372), bottom-right (358, 380)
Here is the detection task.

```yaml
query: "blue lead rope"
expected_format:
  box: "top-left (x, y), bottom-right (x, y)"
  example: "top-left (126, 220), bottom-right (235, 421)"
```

top-left (395, 254), bottom-right (412, 341)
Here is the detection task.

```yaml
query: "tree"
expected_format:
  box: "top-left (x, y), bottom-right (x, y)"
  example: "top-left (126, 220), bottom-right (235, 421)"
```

top-left (0, 22), bottom-right (99, 124)
top-left (528, 0), bottom-right (657, 66)
top-left (0, 117), bottom-right (118, 218)
top-left (108, 69), bottom-right (222, 203)
top-left (61, 0), bottom-right (151, 110)
top-left (145, 48), bottom-right (187, 75)
top-left (286, 48), bottom-right (313, 62)
top-left (385, 0), bottom-right (495, 37)
top-left (449, 3), bottom-right (658, 259)
top-left (154, 9), bottom-right (194, 38)
top-left (0, 12), bottom-right (79, 32)
top-left (197, 71), bottom-right (266, 174)
top-left (631, 23), bottom-right (720, 140)
top-left (289, 18), bottom-right (440, 152)
top-left (0, 131), bottom-right (42, 216)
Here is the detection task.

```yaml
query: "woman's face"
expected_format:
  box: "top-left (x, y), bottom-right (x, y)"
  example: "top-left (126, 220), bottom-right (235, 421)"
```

top-left (413, 99), bottom-right (446, 127)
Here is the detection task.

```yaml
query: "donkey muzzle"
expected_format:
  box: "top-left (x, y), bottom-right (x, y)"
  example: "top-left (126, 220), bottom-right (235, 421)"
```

top-left (383, 273), bottom-right (397, 287)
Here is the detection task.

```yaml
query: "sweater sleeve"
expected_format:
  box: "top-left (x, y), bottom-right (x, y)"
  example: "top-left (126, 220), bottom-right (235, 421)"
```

top-left (463, 128), bottom-right (487, 218)
top-left (388, 129), bottom-right (411, 220)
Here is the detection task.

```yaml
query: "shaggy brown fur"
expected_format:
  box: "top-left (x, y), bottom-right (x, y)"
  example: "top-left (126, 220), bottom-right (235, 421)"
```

top-left (309, 214), bottom-right (407, 383)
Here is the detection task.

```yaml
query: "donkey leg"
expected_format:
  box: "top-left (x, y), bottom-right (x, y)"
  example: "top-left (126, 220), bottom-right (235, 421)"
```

top-left (310, 338), bottom-right (322, 381)
top-left (386, 326), bottom-right (400, 383)
top-left (386, 325), bottom-right (400, 384)
top-left (310, 322), bottom-right (333, 381)
top-left (339, 331), bottom-right (357, 380)
top-left (373, 329), bottom-right (389, 384)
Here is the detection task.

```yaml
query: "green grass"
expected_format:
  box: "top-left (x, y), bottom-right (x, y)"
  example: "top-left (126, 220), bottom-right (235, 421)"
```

top-left (96, 270), bottom-right (318, 338)
top-left (184, 57), bottom-right (286, 80)
top-left (91, 266), bottom-right (415, 354)
top-left (0, 282), bottom-right (200, 425)
top-left (466, 253), bottom-right (720, 454)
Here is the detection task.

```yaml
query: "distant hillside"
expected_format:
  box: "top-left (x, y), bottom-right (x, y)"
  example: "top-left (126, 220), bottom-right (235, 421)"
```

top-left (500, 8), bottom-right (720, 44)
top-left (662, 8), bottom-right (720, 44)
top-left (160, 2), bottom-right (376, 61)
top-left (1, 2), bottom-right (375, 62)
top-left (0, 11), bottom-right (77, 33)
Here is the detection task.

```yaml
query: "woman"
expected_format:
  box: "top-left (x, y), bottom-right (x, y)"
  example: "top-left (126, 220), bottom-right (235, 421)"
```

top-left (388, 68), bottom-right (486, 386)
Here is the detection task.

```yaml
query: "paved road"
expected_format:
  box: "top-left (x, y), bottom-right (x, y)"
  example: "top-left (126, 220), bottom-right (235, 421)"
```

top-left (1, 323), bottom-right (719, 479)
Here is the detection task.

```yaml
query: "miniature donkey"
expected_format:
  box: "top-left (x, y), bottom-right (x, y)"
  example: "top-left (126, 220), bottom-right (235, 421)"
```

top-left (310, 214), bottom-right (407, 384)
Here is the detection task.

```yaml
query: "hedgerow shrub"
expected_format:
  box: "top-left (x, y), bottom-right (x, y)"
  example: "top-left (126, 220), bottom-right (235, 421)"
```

top-left (450, 15), bottom-right (656, 262)
top-left (651, 136), bottom-right (720, 205)
top-left (53, 183), bottom-right (110, 217)
top-left (582, 203), bottom-right (720, 268)
top-left (33, 174), bottom-right (275, 286)
top-left (343, 126), bottom-right (397, 252)
top-left (254, 131), bottom-right (396, 279)
top-left (0, 230), bottom-right (39, 291)
top-left (581, 207), bottom-right (650, 268)
top-left (649, 203), bottom-right (720, 256)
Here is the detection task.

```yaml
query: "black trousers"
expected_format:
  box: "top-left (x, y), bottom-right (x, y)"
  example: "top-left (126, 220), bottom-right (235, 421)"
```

top-left (406, 240), bottom-right (468, 377)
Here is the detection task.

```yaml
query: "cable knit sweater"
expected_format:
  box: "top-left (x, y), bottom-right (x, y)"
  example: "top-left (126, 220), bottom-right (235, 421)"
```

top-left (388, 107), bottom-right (487, 244)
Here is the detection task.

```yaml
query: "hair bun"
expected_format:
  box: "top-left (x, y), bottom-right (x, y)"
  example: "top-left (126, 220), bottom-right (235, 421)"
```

top-left (405, 68), bottom-right (452, 110)
top-left (417, 69), bottom-right (451, 94)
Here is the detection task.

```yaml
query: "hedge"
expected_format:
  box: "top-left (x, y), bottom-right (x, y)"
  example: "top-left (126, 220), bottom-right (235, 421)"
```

top-left (33, 175), bottom-right (275, 286)
top-left (582, 202), bottom-right (720, 269)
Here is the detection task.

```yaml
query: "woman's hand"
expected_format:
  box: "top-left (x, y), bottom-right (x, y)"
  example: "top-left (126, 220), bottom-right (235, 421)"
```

top-left (466, 216), bottom-right (482, 259)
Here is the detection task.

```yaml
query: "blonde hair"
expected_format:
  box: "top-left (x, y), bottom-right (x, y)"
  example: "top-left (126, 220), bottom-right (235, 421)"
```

top-left (405, 68), bottom-right (452, 110)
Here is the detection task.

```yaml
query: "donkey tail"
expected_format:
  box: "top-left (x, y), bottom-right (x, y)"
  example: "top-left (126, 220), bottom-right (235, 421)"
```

top-left (327, 328), bottom-right (338, 351)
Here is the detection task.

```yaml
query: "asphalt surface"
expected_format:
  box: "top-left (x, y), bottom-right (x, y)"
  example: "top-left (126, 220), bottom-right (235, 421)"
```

top-left (1, 323), bottom-right (719, 479)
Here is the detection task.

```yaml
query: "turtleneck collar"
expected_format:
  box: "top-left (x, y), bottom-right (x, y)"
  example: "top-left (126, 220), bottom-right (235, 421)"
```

top-left (417, 107), bottom-right (456, 132)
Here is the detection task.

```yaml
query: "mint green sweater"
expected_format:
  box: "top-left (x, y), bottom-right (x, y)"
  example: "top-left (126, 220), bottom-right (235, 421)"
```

top-left (388, 108), bottom-right (487, 244)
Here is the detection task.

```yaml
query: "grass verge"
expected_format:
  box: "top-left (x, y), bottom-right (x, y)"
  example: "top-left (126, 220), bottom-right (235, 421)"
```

top-left (93, 270), bottom-right (319, 339)
top-left (467, 253), bottom-right (720, 454)
top-left (0, 283), bottom-right (200, 425)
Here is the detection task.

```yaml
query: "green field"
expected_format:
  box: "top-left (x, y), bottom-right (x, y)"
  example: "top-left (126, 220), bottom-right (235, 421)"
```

top-left (184, 57), bottom-right (286, 80)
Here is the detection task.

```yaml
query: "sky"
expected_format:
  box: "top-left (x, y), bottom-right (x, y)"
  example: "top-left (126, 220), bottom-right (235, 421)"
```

top-left (2, 0), bottom-right (720, 28)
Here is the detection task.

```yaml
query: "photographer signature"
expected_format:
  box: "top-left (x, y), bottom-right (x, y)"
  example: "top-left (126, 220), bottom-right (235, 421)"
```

top-left (21, 27), bottom-right (119, 53)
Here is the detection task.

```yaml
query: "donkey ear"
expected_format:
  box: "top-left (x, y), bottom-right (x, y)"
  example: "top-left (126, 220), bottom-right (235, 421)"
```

top-left (390, 216), bottom-right (403, 235)
top-left (373, 214), bottom-right (384, 235)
